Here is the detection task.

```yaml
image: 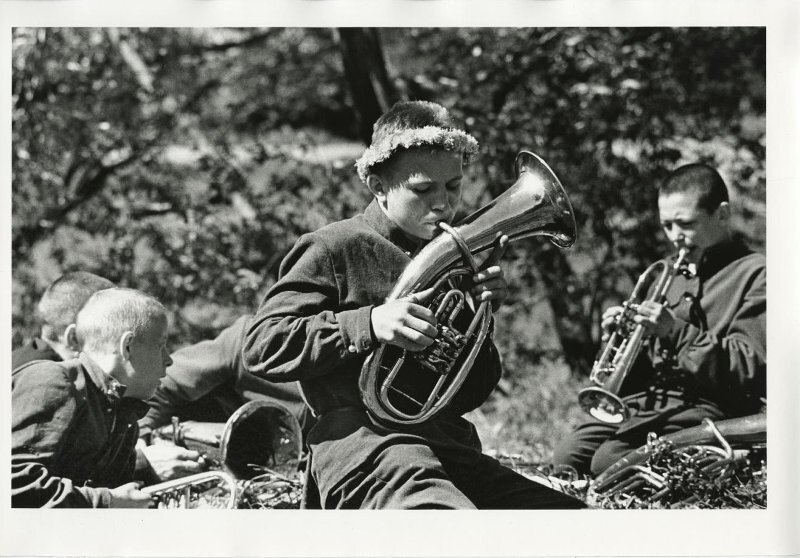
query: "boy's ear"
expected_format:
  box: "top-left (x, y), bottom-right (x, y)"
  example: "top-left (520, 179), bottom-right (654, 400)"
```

top-left (63, 324), bottom-right (79, 351)
top-left (118, 331), bottom-right (135, 362)
top-left (366, 174), bottom-right (387, 201)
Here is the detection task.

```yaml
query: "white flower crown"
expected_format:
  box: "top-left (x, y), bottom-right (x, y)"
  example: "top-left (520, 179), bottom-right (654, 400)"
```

top-left (355, 125), bottom-right (479, 183)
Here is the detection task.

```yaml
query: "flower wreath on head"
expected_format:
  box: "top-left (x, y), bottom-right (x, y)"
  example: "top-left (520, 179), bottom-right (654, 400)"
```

top-left (355, 125), bottom-right (480, 184)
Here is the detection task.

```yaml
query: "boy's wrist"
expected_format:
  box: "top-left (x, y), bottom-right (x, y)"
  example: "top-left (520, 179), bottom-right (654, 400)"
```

top-left (338, 305), bottom-right (376, 356)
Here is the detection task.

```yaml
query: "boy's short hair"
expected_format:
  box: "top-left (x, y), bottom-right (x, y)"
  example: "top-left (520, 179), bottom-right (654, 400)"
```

top-left (37, 272), bottom-right (116, 341)
top-left (659, 163), bottom-right (730, 213)
top-left (75, 288), bottom-right (167, 352)
top-left (355, 100), bottom-right (479, 183)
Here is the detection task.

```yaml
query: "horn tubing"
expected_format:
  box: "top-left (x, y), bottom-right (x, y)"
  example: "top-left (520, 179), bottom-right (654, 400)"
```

top-left (591, 413), bottom-right (766, 493)
top-left (385, 151), bottom-right (577, 302)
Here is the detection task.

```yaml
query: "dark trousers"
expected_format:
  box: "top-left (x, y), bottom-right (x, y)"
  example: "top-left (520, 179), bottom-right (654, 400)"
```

top-left (551, 397), bottom-right (726, 477)
top-left (306, 408), bottom-right (585, 509)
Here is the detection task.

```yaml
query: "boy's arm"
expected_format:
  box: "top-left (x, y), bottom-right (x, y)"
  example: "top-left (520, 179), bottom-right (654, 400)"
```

top-left (140, 316), bottom-right (247, 433)
top-left (243, 234), bottom-right (374, 382)
top-left (654, 262), bottom-right (766, 409)
top-left (11, 459), bottom-right (111, 508)
top-left (11, 363), bottom-right (111, 508)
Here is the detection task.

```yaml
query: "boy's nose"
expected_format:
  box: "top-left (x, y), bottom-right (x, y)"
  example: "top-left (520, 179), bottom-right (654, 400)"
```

top-left (430, 189), bottom-right (450, 211)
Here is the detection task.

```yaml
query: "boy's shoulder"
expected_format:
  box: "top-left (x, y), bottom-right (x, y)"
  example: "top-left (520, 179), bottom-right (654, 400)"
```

top-left (12, 337), bottom-right (61, 370)
top-left (304, 211), bottom-right (379, 250)
top-left (12, 358), bottom-right (85, 394)
top-left (723, 243), bottom-right (765, 278)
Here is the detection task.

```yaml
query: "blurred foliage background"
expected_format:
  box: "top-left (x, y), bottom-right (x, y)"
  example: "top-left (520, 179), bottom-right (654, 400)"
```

top-left (11, 27), bottom-right (765, 460)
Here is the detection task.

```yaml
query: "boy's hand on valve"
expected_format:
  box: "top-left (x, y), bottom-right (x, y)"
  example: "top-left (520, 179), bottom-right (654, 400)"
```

top-left (471, 235), bottom-right (509, 312)
top-left (371, 286), bottom-right (438, 352)
top-left (600, 306), bottom-right (625, 342)
top-left (632, 300), bottom-right (675, 338)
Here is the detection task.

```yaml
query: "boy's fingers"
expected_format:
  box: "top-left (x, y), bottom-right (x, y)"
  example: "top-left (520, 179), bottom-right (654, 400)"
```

top-left (406, 301), bottom-right (437, 324)
top-left (406, 286), bottom-right (437, 305)
top-left (399, 327), bottom-right (435, 351)
top-left (482, 234), bottom-right (509, 269)
top-left (472, 275), bottom-right (504, 290)
top-left (473, 267), bottom-right (503, 283)
top-left (177, 448), bottom-right (201, 460)
top-left (404, 315), bottom-right (438, 338)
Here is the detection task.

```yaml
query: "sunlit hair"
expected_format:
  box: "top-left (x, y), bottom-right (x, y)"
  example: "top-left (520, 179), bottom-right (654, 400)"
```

top-left (75, 288), bottom-right (167, 352)
top-left (660, 163), bottom-right (729, 213)
top-left (37, 271), bottom-right (115, 342)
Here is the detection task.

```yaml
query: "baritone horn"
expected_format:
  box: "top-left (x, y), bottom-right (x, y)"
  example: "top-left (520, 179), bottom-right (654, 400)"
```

top-left (578, 244), bottom-right (692, 424)
top-left (588, 412), bottom-right (766, 506)
top-left (142, 400), bottom-right (303, 509)
top-left (359, 150), bottom-right (577, 426)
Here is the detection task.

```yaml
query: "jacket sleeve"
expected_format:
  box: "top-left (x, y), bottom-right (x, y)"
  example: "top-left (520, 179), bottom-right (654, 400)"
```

top-left (242, 234), bottom-right (374, 382)
top-left (140, 317), bottom-right (247, 432)
top-left (11, 364), bottom-right (111, 508)
top-left (655, 264), bottom-right (766, 410)
top-left (11, 460), bottom-right (111, 508)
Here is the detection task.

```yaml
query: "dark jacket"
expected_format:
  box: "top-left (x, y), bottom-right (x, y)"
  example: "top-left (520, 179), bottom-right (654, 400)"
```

top-left (243, 200), bottom-right (502, 418)
top-left (12, 337), bottom-right (61, 370)
top-left (619, 238), bottom-right (766, 433)
top-left (140, 316), bottom-right (308, 437)
top-left (11, 353), bottom-right (146, 508)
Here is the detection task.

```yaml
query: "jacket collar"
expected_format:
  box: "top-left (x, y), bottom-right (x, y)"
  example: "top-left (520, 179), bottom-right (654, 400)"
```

top-left (363, 199), bottom-right (425, 254)
top-left (79, 352), bottom-right (128, 403)
top-left (78, 353), bottom-right (150, 417)
top-left (695, 237), bottom-right (752, 281)
top-left (667, 237), bottom-right (752, 306)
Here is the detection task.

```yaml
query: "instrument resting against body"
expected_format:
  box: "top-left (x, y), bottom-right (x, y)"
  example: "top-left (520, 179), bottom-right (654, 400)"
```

top-left (578, 244), bottom-right (693, 424)
top-left (359, 150), bottom-right (577, 427)
top-left (142, 400), bottom-right (303, 509)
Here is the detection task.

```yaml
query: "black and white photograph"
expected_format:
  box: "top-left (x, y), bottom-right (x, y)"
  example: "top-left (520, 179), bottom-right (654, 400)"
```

top-left (1, 1), bottom-right (797, 557)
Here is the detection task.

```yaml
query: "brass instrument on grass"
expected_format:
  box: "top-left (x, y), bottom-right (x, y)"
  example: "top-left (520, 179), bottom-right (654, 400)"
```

top-left (578, 245), bottom-right (692, 424)
top-left (588, 413), bottom-right (767, 508)
top-left (142, 470), bottom-right (239, 509)
top-left (359, 151), bottom-right (577, 426)
top-left (142, 400), bottom-right (303, 509)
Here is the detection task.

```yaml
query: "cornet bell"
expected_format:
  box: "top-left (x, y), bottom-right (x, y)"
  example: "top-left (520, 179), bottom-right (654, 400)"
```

top-left (577, 386), bottom-right (629, 424)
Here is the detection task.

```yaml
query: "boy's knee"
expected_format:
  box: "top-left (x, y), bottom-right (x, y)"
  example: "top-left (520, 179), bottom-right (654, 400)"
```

top-left (551, 438), bottom-right (591, 474)
top-left (551, 426), bottom-right (611, 475)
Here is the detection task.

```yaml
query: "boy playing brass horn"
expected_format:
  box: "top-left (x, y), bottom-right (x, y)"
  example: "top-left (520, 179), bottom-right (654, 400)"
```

top-left (553, 163), bottom-right (766, 476)
top-left (243, 100), bottom-right (584, 509)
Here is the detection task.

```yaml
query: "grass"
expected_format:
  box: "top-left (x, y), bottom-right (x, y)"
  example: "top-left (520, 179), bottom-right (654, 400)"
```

top-left (471, 360), bottom-right (767, 509)
top-left (469, 357), bottom-right (587, 465)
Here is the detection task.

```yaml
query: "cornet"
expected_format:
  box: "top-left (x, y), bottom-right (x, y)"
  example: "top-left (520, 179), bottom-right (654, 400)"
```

top-left (578, 243), bottom-right (693, 424)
